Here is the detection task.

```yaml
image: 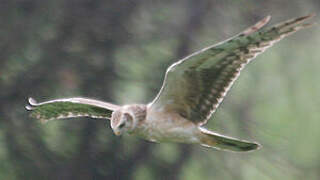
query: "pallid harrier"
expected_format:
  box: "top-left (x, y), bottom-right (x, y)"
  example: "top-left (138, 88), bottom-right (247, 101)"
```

top-left (26, 14), bottom-right (315, 152)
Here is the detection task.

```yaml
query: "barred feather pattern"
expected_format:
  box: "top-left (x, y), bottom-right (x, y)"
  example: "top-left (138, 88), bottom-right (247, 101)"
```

top-left (26, 97), bottom-right (118, 123)
top-left (150, 14), bottom-right (315, 125)
top-left (129, 105), bottom-right (147, 124)
top-left (191, 14), bottom-right (314, 125)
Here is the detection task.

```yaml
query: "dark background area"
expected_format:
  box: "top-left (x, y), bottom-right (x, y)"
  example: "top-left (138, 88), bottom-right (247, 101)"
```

top-left (0, 0), bottom-right (320, 179)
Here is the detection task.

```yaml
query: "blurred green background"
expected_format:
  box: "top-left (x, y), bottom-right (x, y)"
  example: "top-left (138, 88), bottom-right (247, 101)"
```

top-left (0, 0), bottom-right (319, 179)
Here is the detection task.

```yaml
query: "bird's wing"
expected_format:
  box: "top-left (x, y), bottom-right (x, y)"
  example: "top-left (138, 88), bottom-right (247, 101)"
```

top-left (198, 127), bottom-right (260, 152)
top-left (26, 97), bottom-right (120, 123)
top-left (149, 14), bottom-right (315, 126)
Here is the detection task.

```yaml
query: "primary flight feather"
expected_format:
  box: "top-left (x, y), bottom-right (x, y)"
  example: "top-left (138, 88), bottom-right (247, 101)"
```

top-left (27, 14), bottom-right (315, 152)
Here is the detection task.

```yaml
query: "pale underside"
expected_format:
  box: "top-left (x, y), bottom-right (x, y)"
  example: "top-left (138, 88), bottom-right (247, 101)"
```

top-left (134, 106), bottom-right (200, 143)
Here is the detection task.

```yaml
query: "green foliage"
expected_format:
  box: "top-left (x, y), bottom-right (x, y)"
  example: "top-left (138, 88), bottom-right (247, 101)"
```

top-left (0, 0), bottom-right (319, 179)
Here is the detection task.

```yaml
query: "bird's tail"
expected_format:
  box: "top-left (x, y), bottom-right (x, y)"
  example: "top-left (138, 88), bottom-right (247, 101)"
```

top-left (198, 127), bottom-right (260, 152)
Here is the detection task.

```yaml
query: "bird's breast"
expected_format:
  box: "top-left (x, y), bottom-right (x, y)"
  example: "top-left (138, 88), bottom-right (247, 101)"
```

top-left (133, 108), bottom-right (199, 143)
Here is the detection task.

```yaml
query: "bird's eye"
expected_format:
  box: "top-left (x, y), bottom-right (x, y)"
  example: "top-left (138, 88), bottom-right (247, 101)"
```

top-left (119, 122), bottom-right (125, 128)
top-left (124, 113), bottom-right (131, 118)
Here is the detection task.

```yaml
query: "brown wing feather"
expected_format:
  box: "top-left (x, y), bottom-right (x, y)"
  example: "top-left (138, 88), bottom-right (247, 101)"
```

top-left (150, 14), bottom-right (315, 125)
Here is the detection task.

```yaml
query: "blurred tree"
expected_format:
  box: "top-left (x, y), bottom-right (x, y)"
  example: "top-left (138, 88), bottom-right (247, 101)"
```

top-left (0, 0), bottom-right (319, 180)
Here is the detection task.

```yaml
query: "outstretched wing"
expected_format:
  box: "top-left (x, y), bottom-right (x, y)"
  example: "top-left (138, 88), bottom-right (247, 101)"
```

top-left (26, 97), bottom-right (120, 123)
top-left (149, 14), bottom-right (315, 126)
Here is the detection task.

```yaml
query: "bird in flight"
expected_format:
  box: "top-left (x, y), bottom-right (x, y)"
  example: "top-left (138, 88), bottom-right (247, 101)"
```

top-left (26, 14), bottom-right (315, 152)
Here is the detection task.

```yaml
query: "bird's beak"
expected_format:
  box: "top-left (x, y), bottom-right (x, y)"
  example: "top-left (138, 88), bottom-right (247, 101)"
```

top-left (114, 131), bottom-right (121, 136)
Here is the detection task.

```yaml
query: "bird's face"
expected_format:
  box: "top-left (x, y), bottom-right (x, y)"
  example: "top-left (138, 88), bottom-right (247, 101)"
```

top-left (110, 110), bottom-right (135, 136)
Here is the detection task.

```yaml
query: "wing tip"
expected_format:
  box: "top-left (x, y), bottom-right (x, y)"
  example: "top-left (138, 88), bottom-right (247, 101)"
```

top-left (292, 13), bottom-right (316, 28)
top-left (247, 141), bottom-right (262, 151)
top-left (242, 13), bottom-right (316, 36)
top-left (276, 13), bottom-right (316, 29)
top-left (25, 105), bottom-right (34, 111)
top-left (231, 140), bottom-right (262, 152)
top-left (241, 15), bottom-right (272, 36)
top-left (298, 13), bottom-right (316, 21)
top-left (230, 141), bottom-right (262, 153)
top-left (300, 13), bottom-right (317, 28)
top-left (264, 15), bottom-right (272, 23)
top-left (26, 97), bottom-right (38, 111)
top-left (28, 97), bottom-right (38, 106)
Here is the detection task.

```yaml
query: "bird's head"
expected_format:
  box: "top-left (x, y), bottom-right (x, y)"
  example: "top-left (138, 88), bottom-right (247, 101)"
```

top-left (111, 108), bottom-right (137, 136)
